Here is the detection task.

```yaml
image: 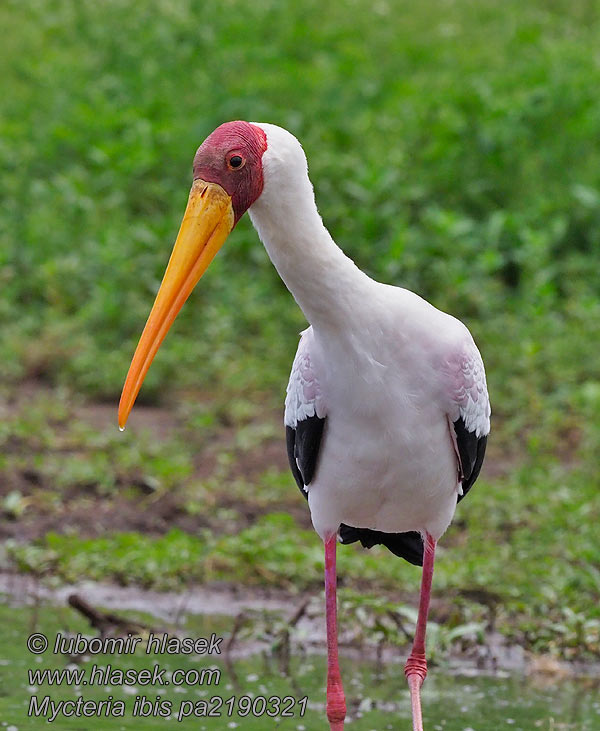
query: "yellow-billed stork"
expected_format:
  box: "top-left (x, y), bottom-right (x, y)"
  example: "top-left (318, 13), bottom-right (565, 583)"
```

top-left (118, 121), bottom-right (491, 731)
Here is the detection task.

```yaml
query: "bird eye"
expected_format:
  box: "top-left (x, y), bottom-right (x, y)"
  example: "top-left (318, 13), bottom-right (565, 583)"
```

top-left (228, 154), bottom-right (245, 170)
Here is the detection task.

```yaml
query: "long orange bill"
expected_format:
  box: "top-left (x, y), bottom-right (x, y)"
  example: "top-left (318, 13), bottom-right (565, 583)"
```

top-left (118, 179), bottom-right (234, 429)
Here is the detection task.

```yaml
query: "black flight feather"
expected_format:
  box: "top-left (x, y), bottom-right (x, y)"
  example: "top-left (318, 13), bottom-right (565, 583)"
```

top-left (286, 415), bottom-right (325, 487)
top-left (338, 525), bottom-right (425, 566)
top-left (452, 416), bottom-right (488, 502)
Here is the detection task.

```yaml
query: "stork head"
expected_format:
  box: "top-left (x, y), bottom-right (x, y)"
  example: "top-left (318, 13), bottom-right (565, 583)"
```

top-left (192, 121), bottom-right (268, 224)
top-left (117, 121), bottom-right (277, 428)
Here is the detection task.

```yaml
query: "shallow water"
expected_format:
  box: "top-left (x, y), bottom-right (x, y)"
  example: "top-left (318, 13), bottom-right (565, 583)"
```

top-left (1, 601), bottom-right (598, 730)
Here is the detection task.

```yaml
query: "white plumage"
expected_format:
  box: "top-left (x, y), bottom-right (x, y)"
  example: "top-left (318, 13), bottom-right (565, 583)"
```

top-left (250, 123), bottom-right (490, 544)
top-left (120, 119), bottom-right (492, 731)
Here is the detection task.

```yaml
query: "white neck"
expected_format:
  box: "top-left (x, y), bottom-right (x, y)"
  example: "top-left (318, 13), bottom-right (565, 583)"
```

top-left (248, 125), bottom-right (374, 331)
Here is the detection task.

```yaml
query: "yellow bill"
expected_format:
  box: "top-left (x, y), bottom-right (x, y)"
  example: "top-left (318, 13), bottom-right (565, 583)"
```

top-left (118, 179), bottom-right (234, 429)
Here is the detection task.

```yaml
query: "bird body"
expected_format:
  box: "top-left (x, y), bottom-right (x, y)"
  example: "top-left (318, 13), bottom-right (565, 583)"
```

top-left (249, 123), bottom-right (489, 544)
top-left (119, 120), bottom-right (491, 731)
top-left (286, 315), bottom-right (469, 541)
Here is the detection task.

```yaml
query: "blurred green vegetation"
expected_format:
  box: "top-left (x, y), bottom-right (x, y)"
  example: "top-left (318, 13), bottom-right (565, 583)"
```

top-left (2, 0), bottom-right (599, 426)
top-left (1, 0), bottom-right (599, 659)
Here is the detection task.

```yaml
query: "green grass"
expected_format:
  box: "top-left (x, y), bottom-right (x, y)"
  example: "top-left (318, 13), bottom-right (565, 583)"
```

top-left (1, 0), bottom-right (599, 661)
top-left (2, 389), bottom-right (599, 659)
top-left (1, 0), bottom-right (599, 424)
top-left (7, 468), bottom-right (600, 659)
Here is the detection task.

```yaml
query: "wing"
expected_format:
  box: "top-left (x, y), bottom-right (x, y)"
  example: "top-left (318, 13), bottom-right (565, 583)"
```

top-left (285, 328), bottom-right (424, 566)
top-left (284, 328), bottom-right (326, 495)
top-left (452, 416), bottom-right (488, 502)
top-left (443, 338), bottom-right (491, 502)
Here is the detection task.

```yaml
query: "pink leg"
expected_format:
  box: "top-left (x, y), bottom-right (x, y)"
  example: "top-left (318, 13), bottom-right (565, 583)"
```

top-left (404, 532), bottom-right (436, 731)
top-left (324, 535), bottom-right (346, 730)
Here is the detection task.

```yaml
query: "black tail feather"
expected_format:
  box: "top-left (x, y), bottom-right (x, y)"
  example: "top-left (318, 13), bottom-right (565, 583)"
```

top-left (339, 524), bottom-right (424, 566)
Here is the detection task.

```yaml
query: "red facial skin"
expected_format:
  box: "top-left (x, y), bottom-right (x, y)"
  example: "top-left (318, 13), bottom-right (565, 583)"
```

top-left (193, 121), bottom-right (267, 225)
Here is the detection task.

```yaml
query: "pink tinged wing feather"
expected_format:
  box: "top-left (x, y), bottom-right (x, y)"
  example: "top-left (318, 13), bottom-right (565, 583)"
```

top-left (284, 328), bottom-right (326, 428)
top-left (443, 339), bottom-right (491, 438)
